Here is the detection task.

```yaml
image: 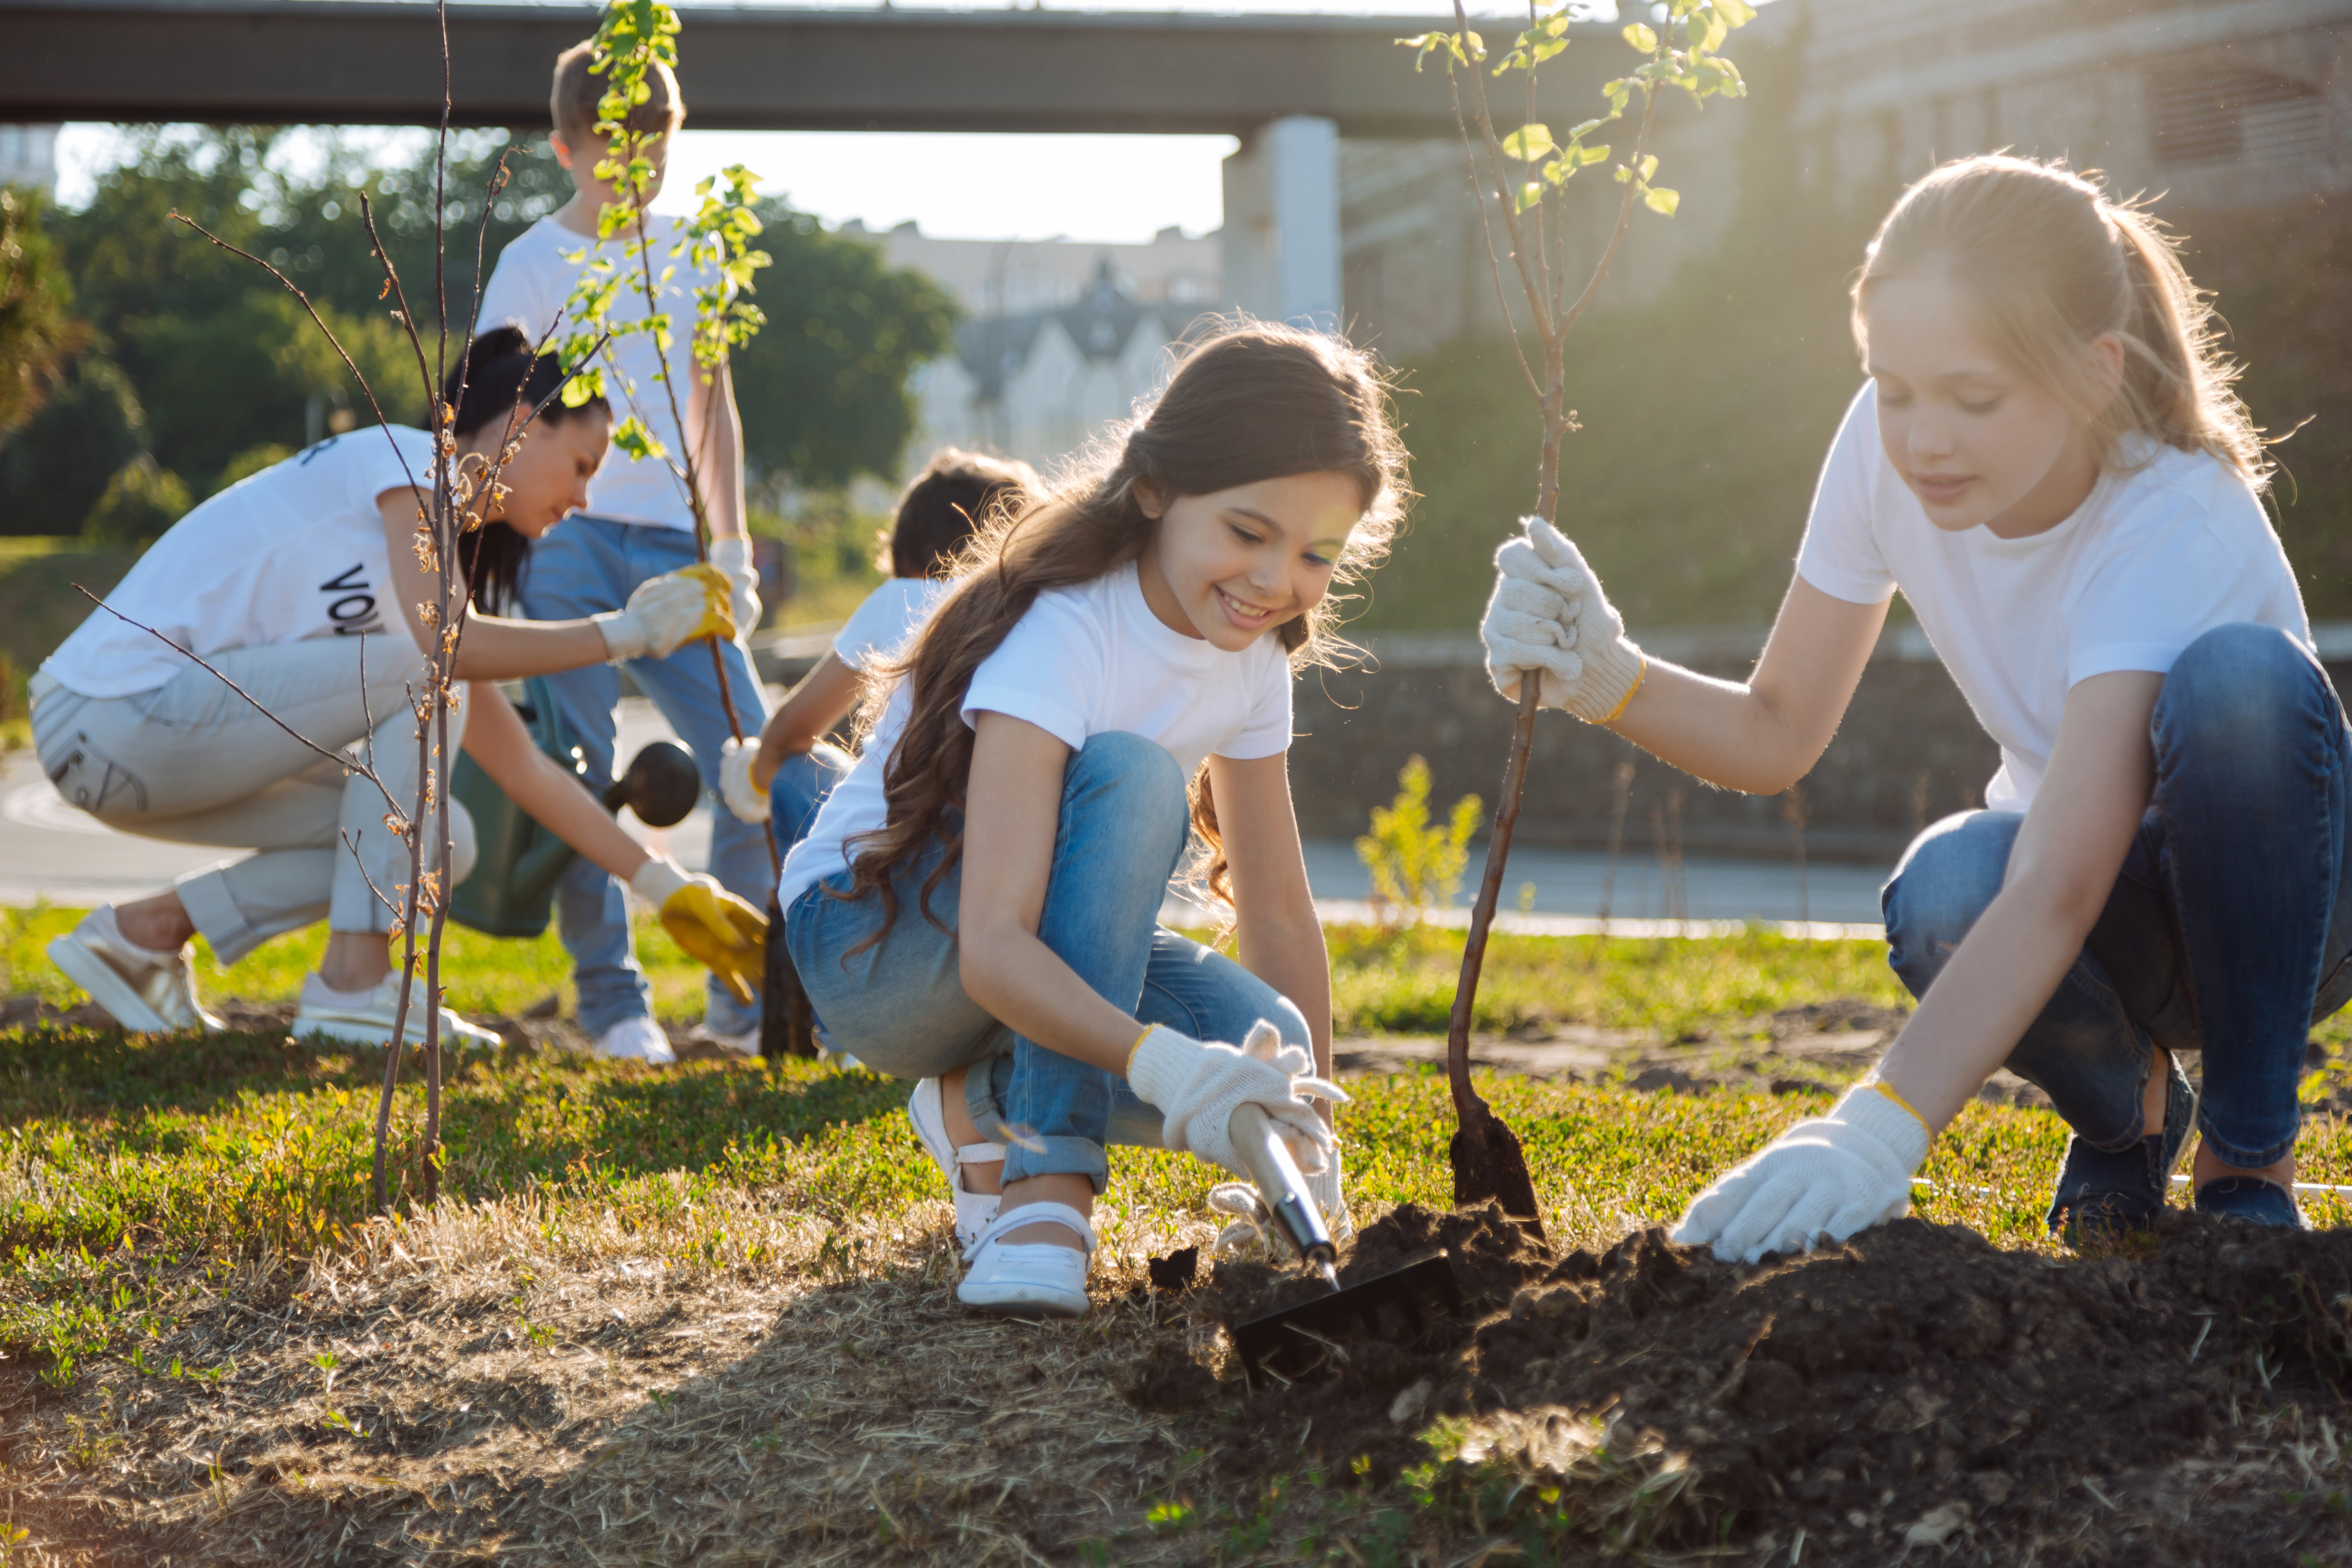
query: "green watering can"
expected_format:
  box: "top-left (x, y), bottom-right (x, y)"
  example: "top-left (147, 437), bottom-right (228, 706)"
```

top-left (450, 678), bottom-right (705, 938)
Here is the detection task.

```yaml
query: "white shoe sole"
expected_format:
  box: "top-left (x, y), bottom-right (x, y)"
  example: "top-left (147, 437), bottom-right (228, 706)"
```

top-left (955, 1243), bottom-right (1091, 1317)
top-left (47, 933), bottom-right (174, 1032)
top-left (294, 1008), bottom-right (503, 1050)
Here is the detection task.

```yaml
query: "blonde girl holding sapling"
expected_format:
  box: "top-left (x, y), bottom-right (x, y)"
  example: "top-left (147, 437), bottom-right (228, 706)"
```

top-left (1483, 154), bottom-right (2324, 1256)
top-left (779, 323), bottom-right (1405, 1316)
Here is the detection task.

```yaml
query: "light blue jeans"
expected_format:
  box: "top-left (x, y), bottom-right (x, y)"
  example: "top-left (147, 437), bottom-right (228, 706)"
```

top-left (783, 731), bottom-right (1310, 1191)
top-left (521, 514), bottom-right (769, 1037)
top-left (1882, 624), bottom-right (2352, 1170)
top-left (769, 742), bottom-right (854, 864)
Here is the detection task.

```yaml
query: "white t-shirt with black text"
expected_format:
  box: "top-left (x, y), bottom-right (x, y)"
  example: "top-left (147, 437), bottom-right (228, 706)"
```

top-left (475, 212), bottom-right (720, 533)
top-left (777, 561), bottom-right (1295, 907)
top-left (42, 425), bottom-right (436, 699)
top-left (1795, 383), bottom-right (2310, 811)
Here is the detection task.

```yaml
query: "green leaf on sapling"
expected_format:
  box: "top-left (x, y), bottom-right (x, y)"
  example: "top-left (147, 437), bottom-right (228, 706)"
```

top-left (1501, 125), bottom-right (1556, 162)
top-left (1515, 180), bottom-right (1545, 213)
top-left (1643, 185), bottom-right (1680, 216)
top-left (1716, 0), bottom-right (1757, 24)
top-left (1580, 143), bottom-right (1610, 165)
top-left (1639, 154), bottom-right (1660, 180)
top-left (1621, 22), bottom-right (1659, 52)
top-left (610, 416), bottom-right (663, 461)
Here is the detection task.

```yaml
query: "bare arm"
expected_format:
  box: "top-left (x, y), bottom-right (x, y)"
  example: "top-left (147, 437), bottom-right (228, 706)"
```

top-left (460, 682), bottom-right (651, 881)
top-left (1605, 576), bottom-right (1888, 795)
top-left (1874, 670), bottom-right (2162, 1130)
top-left (687, 356), bottom-right (746, 542)
top-left (749, 651), bottom-right (865, 792)
top-left (957, 713), bottom-right (1157, 1073)
top-left (1209, 751), bottom-right (1333, 1083)
top-left (379, 491), bottom-right (609, 680)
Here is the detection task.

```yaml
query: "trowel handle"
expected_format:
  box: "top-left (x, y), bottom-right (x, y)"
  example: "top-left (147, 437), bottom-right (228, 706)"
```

top-left (1229, 1102), bottom-right (1336, 1271)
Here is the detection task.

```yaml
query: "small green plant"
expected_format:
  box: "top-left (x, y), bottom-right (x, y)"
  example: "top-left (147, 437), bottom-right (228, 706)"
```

top-left (1356, 756), bottom-right (1483, 919)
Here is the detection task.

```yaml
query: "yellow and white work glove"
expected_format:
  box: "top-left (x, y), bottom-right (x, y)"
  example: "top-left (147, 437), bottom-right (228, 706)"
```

top-left (593, 565), bottom-right (737, 664)
top-left (1128, 1020), bottom-right (1345, 1180)
top-left (1671, 1083), bottom-right (1929, 1263)
top-left (1307, 1137), bottom-right (1354, 1241)
top-left (1480, 515), bottom-right (1646, 724)
top-left (717, 737), bottom-right (771, 825)
top-left (628, 854), bottom-right (768, 1004)
top-left (709, 536), bottom-right (763, 636)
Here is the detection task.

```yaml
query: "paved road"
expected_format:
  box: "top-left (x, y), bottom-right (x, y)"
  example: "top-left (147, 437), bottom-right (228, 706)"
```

top-left (2, 697), bottom-right (1891, 931)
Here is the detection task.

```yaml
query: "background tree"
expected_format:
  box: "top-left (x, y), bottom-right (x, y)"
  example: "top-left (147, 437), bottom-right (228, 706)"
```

top-left (0, 187), bottom-right (86, 438)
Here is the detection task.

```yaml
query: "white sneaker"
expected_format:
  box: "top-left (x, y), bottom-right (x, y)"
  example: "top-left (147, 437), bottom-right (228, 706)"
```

top-left (47, 908), bottom-right (223, 1034)
top-left (907, 1076), bottom-right (1004, 1249)
top-left (592, 1016), bottom-right (675, 1065)
top-left (684, 1021), bottom-right (758, 1059)
top-left (956, 1202), bottom-right (1095, 1318)
top-left (292, 973), bottom-right (503, 1051)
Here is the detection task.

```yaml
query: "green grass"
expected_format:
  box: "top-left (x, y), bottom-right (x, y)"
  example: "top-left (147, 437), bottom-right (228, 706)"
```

top-left (8, 909), bottom-right (2352, 1401)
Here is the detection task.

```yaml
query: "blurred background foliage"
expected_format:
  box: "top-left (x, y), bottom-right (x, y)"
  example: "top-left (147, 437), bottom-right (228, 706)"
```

top-left (0, 128), bottom-right (955, 566)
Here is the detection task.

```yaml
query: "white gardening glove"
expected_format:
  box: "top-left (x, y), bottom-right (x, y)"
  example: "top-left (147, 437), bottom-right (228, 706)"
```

top-left (1672, 1084), bottom-right (1929, 1264)
top-left (709, 536), bottom-right (763, 635)
top-left (1479, 514), bottom-right (1646, 724)
top-left (718, 736), bottom-right (771, 824)
top-left (593, 565), bottom-right (736, 663)
top-left (1128, 1020), bottom-right (1345, 1180)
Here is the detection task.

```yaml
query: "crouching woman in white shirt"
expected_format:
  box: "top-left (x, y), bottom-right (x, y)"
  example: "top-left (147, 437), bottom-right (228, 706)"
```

top-left (1482, 155), bottom-right (2330, 1255)
top-left (36, 328), bottom-right (762, 1053)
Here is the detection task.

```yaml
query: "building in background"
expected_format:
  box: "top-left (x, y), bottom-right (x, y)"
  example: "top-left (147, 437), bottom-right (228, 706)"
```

top-left (0, 125), bottom-right (59, 192)
top-left (847, 222), bottom-right (1218, 474)
top-left (1333, 0), bottom-right (2351, 359)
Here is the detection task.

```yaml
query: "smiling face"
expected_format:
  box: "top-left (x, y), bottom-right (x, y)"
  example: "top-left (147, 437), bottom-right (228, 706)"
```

top-left (464, 407), bottom-right (610, 539)
top-left (1863, 273), bottom-right (2121, 539)
top-left (1133, 470), bottom-right (1366, 650)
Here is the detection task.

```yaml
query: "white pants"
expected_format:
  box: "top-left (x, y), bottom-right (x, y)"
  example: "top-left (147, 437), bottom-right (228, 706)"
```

top-left (31, 636), bottom-right (475, 964)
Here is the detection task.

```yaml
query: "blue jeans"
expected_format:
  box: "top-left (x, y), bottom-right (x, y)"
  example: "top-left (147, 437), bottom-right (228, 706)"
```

top-left (782, 731), bottom-right (1310, 1191)
top-left (769, 742), bottom-right (854, 864)
top-left (521, 515), bottom-right (769, 1037)
top-left (1882, 624), bottom-right (2352, 1169)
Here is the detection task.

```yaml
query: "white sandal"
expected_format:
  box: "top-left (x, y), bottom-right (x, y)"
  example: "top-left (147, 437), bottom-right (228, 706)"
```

top-left (956, 1202), bottom-right (1096, 1318)
top-left (907, 1077), bottom-right (1005, 1249)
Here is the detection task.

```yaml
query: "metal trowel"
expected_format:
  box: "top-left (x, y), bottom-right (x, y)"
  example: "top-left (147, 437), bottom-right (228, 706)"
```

top-left (1224, 1102), bottom-right (1463, 1389)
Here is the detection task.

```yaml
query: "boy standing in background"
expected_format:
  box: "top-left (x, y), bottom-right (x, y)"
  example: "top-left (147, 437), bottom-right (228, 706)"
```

top-left (478, 39), bottom-right (768, 1064)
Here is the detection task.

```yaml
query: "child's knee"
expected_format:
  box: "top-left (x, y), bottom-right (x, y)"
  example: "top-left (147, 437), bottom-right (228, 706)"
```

top-left (1882, 811), bottom-right (2017, 993)
top-left (1067, 732), bottom-right (1187, 845)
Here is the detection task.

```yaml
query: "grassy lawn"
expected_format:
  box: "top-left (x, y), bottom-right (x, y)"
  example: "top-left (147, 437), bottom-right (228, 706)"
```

top-left (7, 913), bottom-right (2352, 1561)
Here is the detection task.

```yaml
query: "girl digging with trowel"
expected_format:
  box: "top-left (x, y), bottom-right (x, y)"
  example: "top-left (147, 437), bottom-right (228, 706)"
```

top-left (1481, 154), bottom-right (2326, 1260)
top-left (38, 330), bottom-right (767, 1051)
top-left (777, 322), bottom-right (1407, 1317)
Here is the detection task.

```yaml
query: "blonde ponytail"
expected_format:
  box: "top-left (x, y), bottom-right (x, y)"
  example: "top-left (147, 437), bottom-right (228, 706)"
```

top-left (1853, 154), bottom-right (2267, 488)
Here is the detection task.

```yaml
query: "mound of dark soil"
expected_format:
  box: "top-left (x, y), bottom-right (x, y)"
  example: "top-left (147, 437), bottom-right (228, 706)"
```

top-left (1168, 1203), bottom-right (2352, 1564)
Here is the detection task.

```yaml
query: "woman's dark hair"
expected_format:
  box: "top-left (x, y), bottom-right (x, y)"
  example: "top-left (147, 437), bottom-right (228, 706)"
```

top-left (434, 327), bottom-right (608, 611)
top-left (889, 449), bottom-right (1040, 578)
top-left (837, 320), bottom-right (1407, 949)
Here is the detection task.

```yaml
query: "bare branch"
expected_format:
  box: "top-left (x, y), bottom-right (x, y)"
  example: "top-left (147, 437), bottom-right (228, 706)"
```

top-left (1558, 79), bottom-right (1664, 341)
top-left (167, 212), bottom-right (421, 500)
top-left (70, 586), bottom-right (409, 824)
top-left (1452, 0), bottom-right (1555, 345)
top-left (356, 192), bottom-right (442, 443)
top-left (339, 827), bottom-right (404, 920)
top-left (1450, 68), bottom-right (1543, 405)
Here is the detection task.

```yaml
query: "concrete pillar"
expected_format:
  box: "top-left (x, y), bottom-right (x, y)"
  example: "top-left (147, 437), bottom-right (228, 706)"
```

top-left (1221, 115), bottom-right (1342, 329)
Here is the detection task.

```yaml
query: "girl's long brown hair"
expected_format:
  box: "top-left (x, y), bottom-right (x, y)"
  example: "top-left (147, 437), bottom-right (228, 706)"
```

top-left (836, 319), bottom-right (1408, 947)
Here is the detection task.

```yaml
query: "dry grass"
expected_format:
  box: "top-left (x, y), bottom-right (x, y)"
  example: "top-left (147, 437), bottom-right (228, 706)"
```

top-left (0, 1190), bottom-right (1254, 1566)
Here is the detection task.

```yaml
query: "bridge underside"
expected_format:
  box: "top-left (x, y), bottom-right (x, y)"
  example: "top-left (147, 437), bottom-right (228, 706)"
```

top-left (0, 0), bottom-right (1615, 138)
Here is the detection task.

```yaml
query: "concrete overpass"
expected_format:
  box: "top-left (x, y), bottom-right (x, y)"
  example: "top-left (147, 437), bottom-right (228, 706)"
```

top-left (0, 0), bottom-right (1618, 323)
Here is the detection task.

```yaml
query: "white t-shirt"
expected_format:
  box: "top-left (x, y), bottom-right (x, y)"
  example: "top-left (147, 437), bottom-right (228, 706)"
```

top-left (1796, 383), bottom-right (2310, 811)
top-left (475, 212), bottom-right (719, 532)
top-left (833, 577), bottom-right (951, 672)
top-left (778, 561), bottom-right (1296, 907)
top-left (42, 426), bottom-right (435, 700)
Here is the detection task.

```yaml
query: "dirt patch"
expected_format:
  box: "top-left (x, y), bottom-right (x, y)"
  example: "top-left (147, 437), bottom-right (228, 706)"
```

top-left (1177, 1203), bottom-right (2352, 1564)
